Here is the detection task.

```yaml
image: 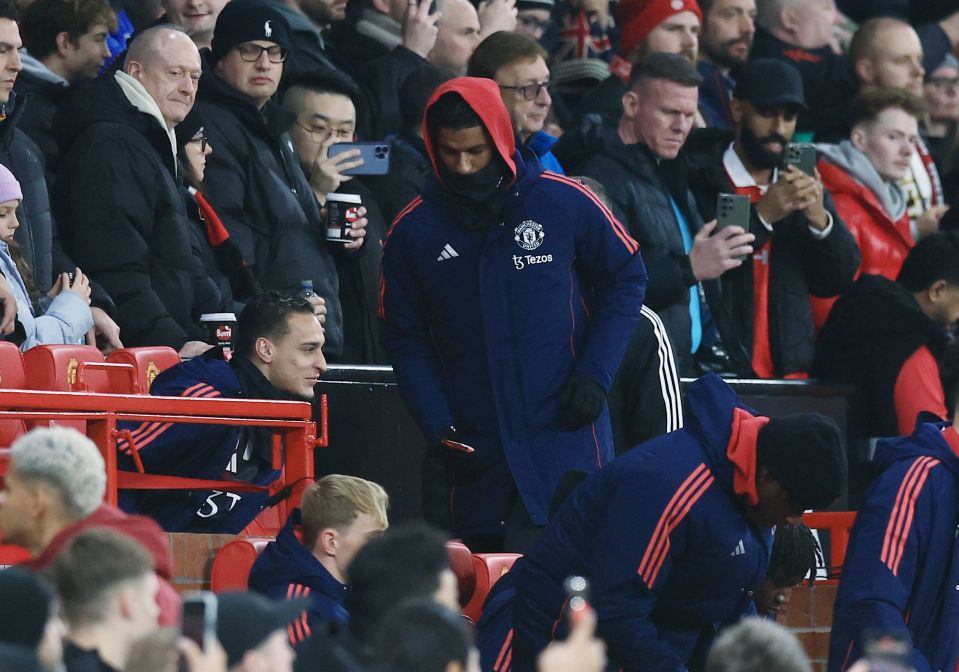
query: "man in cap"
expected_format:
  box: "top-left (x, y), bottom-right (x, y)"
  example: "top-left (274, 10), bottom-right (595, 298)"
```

top-left (216, 592), bottom-right (305, 672)
top-left (514, 0), bottom-right (552, 42)
top-left (571, 0), bottom-right (702, 125)
top-left (478, 374), bottom-right (847, 672)
top-left (195, 2), bottom-right (368, 361)
top-left (685, 58), bottom-right (857, 378)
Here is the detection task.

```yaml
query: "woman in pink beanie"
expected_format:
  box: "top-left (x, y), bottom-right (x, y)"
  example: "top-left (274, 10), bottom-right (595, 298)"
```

top-left (0, 163), bottom-right (93, 349)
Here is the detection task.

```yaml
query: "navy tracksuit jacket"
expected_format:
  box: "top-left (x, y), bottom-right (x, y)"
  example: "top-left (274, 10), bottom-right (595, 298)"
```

top-left (379, 78), bottom-right (647, 535)
top-left (828, 422), bottom-right (959, 672)
top-left (477, 375), bottom-right (772, 672)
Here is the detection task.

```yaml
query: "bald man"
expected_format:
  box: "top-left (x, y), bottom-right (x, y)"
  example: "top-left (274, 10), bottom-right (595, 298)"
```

top-left (428, 0), bottom-right (482, 76)
top-left (53, 26), bottom-right (218, 355)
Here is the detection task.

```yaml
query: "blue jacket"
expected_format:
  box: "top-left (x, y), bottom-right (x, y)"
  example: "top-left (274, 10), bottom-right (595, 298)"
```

top-left (116, 358), bottom-right (280, 533)
top-left (478, 375), bottom-right (771, 672)
top-left (526, 130), bottom-right (564, 174)
top-left (828, 423), bottom-right (959, 672)
top-left (379, 78), bottom-right (646, 534)
top-left (697, 61), bottom-right (734, 130)
top-left (248, 509), bottom-right (349, 642)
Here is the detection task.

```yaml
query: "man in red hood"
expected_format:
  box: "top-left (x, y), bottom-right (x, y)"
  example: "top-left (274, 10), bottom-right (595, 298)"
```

top-left (379, 77), bottom-right (647, 551)
top-left (0, 427), bottom-right (181, 626)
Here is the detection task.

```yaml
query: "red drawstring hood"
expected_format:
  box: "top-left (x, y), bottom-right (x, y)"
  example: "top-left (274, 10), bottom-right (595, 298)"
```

top-left (725, 407), bottom-right (769, 506)
top-left (422, 77), bottom-right (518, 189)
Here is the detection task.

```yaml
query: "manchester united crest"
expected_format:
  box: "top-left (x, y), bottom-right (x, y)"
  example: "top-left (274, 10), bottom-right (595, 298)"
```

top-left (514, 220), bottom-right (545, 251)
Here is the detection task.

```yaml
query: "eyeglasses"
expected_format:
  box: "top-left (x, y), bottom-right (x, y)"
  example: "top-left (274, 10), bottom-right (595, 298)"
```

top-left (295, 121), bottom-right (354, 142)
top-left (499, 80), bottom-right (550, 101)
top-left (928, 77), bottom-right (959, 91)
top-left (517, 14), bottom-right (550, 32)
top-left (188, 135), bottom-right (208, 152)
top-left (236, 43), bottom-right (287, 63)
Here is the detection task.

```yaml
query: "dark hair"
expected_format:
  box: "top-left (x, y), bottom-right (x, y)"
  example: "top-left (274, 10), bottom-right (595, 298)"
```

top-left (0, 0), bottom-right (18, 22)
top-left (371, 600), bottom-right (472, 672)
top-left (280, 70), bottom-right (361, 108)
top-left (467, 31), bottom-right (547, 80)
top-left (767, 524), bottom-right (822, 586)
top-left (45, 529), bottom-right (155, 627)
top-left (346, 523), bottom-right (451, 641)
top-left (21, 0), bottom-right (117, 61)
top-left (425, 91), bottom-right (484, 133)
top-left (628, 51), bottom-right (703, 90)
top-left (399, 65), bottom-right (453, 131)
top-left (897, 231), bottom-right (959, 292)
top-left (235, 291), bottom-right (315, 360)
top-left (851, 87), bottom-right (925, 127)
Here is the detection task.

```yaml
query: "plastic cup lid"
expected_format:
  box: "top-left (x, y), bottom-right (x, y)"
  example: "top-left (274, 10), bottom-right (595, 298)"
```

top-left (325, 193), bottom-right (362, 204)
top-left (200, 313), bottom-right (237, 321)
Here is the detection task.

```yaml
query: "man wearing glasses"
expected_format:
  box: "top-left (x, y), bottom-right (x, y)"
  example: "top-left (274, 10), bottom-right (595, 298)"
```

top-left (468, 31), bottom-right (563, 172)
top-left (195, 3), bottom-right (369, 362)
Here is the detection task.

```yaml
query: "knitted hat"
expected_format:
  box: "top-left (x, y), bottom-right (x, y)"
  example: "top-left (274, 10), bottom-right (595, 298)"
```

top-left (211, 2), bottom-right (291, 63)
top-left (757, 414), bottom-right (846, 511)
top-left (0, 162), bottom-right (22, 204)
top-left (0, 568), bottom-right (56, 650)
top-left (615, 0), bottom-right (703, 57)
top-left (216, 592), bottom-right (310, 667)
top-left (517, 0), bottom-right (554, 10)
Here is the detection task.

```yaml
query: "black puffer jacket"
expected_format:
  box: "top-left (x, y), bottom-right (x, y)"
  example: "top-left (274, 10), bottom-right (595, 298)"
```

top-left (570, 123), bottom-right (710, 375)
top-left (193, 54), bottom-right (344, 355)
top-left (685, 128), bottom-right (860, 377)
top-left (53, 74), bottom-right (205, 348)
top-left (12, 68), bottom-right (66, 188)
top-left (813, 274), bottom-right (948, 437)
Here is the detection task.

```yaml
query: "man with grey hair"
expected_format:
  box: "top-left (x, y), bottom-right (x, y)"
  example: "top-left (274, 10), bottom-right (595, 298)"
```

top-left (705, 618), bottom-right (812, 672)
top-left (53, 24), bottom-right (222, 355)
top-left (0, 427), bottom-right (181, 626)
top-left (47, 529), bottom-right (160, 672)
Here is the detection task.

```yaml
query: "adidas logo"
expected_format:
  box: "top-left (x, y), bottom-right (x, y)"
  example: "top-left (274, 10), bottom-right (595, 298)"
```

top-left (436, 243), bottom-right (459, 262)
top-left (730, 539), bottom-right (746, 557)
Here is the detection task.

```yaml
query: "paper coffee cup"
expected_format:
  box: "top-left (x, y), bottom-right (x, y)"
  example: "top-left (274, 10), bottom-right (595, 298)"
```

top-left (200, 312), bottom-right (237, 358)
top-left (326, 193), bottom-right (362, 243)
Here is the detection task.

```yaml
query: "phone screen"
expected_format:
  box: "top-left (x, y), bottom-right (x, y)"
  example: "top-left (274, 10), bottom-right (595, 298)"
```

top-left (181, 594), bottom-right (217, 652)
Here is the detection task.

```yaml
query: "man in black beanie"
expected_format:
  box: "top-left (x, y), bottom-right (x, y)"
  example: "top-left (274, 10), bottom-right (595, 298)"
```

top-left (0, 568), bottom-right (64, 672)
top-left (194, 1), bottom-right (369, 362)
top-left (476, 374), bottom-right (846, 672)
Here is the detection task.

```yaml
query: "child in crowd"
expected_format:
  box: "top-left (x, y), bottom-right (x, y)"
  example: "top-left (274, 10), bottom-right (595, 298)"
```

top-left (0, 162), bottom-right (92, 349)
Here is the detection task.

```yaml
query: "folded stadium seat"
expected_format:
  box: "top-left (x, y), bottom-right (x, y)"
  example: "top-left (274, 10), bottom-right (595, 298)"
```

top-left (108, 347), bottom-right (181, 394)
top-left (463, 553), bottom-right (521, 623)
top-left (240, 506), bottom-right (286, 537)
top-left (210, 537), bottom-right (273, 592)
top-left (22, 345), bottom-right (114, 432)
top-left (0, 342), bottom-right (26, 445)
top-left (446, 541), bottom-right (476, 609)
top-left (803, 511), bottom-right (857, 580)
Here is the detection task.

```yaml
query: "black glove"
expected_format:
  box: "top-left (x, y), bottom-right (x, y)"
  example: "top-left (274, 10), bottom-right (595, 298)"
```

top-left (558, 375), bottom-right (607, 430)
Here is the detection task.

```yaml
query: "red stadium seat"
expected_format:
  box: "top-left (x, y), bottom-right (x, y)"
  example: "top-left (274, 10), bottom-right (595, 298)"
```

top-left (446, 541), bottom-right (476, 608)
top-left (804, 511), bottom-right (857, 580)
top-left (0, 342), bottom-right (26, 445)
top-left (23, 345), bottom-right (109, 392)
top-left (210, 537), bottom-right (273, 592)
top-left (108, 347), bottom-right (181, 394)
top-left (463, 553), bottom-right (520, 623)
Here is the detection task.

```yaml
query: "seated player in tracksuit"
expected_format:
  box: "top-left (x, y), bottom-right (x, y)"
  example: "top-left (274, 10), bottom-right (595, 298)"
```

top-left (247, 474), bottom-right (389, 642)
top-left (476, 374), bottom-right (847, 672)
top-left (828, 411), bottom-right (959, 671)
top-left (115, 292), bottom-right (327, 533)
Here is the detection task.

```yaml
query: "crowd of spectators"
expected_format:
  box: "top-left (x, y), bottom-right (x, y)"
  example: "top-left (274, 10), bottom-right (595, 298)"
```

top-left (1, 0), bottom-right (959, 669)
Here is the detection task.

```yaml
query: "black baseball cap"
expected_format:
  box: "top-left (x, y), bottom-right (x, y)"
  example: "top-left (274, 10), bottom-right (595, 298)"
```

top-left (215, 591), bottom-right (310, 667)
top-left (733, 59), bottom-right (807, 111)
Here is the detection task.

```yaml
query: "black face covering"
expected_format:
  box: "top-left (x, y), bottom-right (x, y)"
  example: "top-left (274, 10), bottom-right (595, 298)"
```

top-left (437, 154), bottom-right (511, 230)
top-left (439, 156), bottom-right (510, 205)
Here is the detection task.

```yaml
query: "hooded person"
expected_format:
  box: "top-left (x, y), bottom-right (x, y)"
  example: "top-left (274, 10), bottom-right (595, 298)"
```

top-left (379, 77), bottom-right (646, 552)
top-left (828, 409), bottom-right (959, 672)
top-left (476, 373), bottom-right (847, 672)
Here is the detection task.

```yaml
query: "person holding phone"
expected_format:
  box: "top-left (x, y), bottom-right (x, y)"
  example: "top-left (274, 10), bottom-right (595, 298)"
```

top-left (685, 58), bottom-right (857, 379)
